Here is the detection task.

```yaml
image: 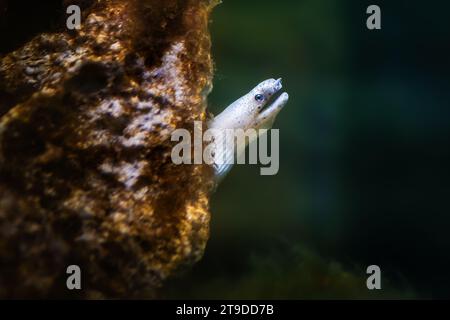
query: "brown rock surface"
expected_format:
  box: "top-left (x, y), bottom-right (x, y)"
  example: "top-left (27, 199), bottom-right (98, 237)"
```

top-left (0, 0), bottom-right (216, 298)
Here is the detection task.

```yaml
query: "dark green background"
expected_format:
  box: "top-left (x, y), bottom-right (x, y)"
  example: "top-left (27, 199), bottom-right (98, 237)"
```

top-left (165, 0), bottom-right (450, 298)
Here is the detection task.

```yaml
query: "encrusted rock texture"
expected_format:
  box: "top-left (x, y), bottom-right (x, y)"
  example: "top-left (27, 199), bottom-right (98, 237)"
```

top-left (0, 0), bottom-right (216, 298)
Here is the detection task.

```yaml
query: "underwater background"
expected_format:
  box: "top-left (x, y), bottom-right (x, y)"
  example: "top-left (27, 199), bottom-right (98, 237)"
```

top-left (164, 0), bottom-right (450, 299)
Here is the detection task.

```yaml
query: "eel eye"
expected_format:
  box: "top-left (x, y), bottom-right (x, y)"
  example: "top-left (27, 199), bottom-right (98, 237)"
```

top-left (254, 94), bottom-right (264, 102)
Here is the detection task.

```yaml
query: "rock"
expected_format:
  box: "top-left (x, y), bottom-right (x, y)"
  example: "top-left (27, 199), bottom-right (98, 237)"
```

top-left (0, 0), bottom-right (217, 298)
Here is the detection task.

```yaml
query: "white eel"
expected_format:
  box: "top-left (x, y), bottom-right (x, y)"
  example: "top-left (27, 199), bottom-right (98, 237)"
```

top-left (208, 78), bottom-right (289, 181)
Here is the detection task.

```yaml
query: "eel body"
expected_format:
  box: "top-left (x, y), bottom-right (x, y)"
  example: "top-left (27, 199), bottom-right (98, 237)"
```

top-left (209, 78), bottom-right (289, 180)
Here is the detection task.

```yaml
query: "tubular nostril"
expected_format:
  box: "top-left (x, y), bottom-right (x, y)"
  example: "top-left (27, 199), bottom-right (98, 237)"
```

top-left (274, 78), bottom-right (282, 91)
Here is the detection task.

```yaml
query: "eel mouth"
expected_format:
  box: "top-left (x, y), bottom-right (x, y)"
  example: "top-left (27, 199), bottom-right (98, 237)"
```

top-left (258, 78), bottom-right (288, 117)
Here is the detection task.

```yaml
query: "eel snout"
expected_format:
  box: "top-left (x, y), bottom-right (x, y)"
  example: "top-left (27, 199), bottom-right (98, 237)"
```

top-left (273, 78), bottom-right (283, 92)
top-left (258, 91), bottom-right (289, 122)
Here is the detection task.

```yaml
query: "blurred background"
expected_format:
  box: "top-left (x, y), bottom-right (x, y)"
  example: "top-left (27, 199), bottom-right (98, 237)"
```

top-left (164, 0), bottom-right (450, 298)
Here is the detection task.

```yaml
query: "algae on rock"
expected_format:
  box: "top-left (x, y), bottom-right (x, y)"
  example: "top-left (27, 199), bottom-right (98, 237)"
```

top-left (0, 0), bottom-right (217, 298)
